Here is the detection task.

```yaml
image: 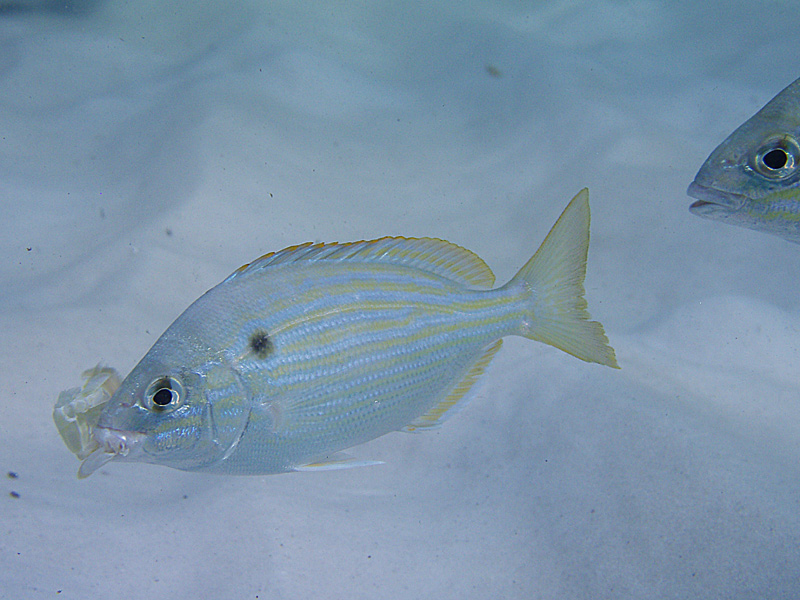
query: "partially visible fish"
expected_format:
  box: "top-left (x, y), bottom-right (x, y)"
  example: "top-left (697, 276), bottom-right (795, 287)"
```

top-left (54, 189), bottom-right (618, 478)
top-left (688, 77), bottom-right (800, 243)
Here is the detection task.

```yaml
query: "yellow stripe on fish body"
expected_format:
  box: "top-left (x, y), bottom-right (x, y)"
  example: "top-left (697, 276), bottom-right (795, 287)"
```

top-left (195, 262), bottom-right (524, 474)
top-left (70, 189), bottom-right (618, 477)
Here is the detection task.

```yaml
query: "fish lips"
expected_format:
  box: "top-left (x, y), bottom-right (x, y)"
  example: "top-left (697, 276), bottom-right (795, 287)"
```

top-left (78, 427), bottom-right (146, 478)
top-left (687, 181), bottom-right (748, 217)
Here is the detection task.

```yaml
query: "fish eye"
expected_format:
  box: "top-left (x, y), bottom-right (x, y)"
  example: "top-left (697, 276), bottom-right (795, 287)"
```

top-left (763, 148), bottom-right (788, 170)
top-left (753, 136), bottom-right (800, 180)
top-left (143, 376), bottom-right (184, 412)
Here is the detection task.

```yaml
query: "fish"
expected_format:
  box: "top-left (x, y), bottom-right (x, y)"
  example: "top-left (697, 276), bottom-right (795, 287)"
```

top-left (54, 189), bottom-right (618, 478)
top-left (688, 76), bottom-right (800, 243)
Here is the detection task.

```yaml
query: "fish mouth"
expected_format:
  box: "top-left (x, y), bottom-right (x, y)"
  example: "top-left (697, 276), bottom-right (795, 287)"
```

top-left (687, 181), bottom-right (747, 215)
top-left (78, 427), bottom-right (145, 478)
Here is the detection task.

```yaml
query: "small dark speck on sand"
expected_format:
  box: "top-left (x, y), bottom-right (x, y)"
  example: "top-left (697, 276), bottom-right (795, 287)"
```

top-left (485, 64), bottom-right (503, 78)
top-left (165, 228), bottom-right (173, 237)
top-left (10, 491), bottom-right (20, 498)
top-left (7, 471), bottom-right (18, 479)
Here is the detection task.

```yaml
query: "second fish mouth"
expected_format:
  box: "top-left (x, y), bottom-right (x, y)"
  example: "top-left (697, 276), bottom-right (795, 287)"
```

top-left (687, 181), bottom-right (747, 214)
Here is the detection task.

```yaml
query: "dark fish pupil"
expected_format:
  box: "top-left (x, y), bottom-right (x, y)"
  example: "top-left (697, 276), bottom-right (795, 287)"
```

top-left (763, 148), bottom-right (788, 170)
top-left (152, 388), bottom-right (174, 406)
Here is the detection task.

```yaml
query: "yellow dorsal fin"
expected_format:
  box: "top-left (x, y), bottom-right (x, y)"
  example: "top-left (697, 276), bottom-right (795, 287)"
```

top-left (404, 339), bottom-right (503, 432)
top-left (226, 237), bottom-right (495, 289)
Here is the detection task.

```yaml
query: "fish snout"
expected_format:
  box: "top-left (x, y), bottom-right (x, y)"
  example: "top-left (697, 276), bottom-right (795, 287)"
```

top-left (77, 427), bottom-right (145, 478)
top-left (94, 427), bottom-right (143, 456)
top-left (687, 181), bottom-right (746, 215)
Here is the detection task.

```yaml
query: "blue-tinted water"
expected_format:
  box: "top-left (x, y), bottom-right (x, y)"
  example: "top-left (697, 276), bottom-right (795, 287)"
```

top-left (3, 1), bottom-right (800, 598)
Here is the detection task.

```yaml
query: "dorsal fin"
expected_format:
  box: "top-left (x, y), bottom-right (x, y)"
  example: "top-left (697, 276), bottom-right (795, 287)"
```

top-left (226, 237), bottom-right (495, 288)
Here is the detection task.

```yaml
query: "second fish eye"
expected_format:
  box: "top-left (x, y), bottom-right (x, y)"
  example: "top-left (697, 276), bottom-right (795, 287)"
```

top-left (762, 148), bottom-right (788, 170)
top-left (754, 136), bottom-right (800, 179)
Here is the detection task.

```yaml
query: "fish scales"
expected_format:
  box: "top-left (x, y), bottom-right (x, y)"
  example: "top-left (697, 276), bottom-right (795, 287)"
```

top-left (54, 189), bottom-right (618, 477)
top-left (186, 262), bottom-right (528, 474)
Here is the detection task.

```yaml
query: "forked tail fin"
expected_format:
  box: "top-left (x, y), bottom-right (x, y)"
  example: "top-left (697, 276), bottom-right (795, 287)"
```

top-left (510, 188), bottom-right (619, 368)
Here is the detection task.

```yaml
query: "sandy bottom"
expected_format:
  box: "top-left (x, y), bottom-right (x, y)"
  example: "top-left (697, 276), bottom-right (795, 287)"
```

top-left (3, 1), bottom-right (800, 598)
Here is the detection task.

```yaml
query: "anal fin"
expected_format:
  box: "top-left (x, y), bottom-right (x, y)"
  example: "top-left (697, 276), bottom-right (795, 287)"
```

top-left (404, 339), bottom-right (503, 432)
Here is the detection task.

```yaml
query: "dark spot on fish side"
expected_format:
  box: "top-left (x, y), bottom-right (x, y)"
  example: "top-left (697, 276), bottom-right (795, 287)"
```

top-left (249, 330), bottom-right (273, 359)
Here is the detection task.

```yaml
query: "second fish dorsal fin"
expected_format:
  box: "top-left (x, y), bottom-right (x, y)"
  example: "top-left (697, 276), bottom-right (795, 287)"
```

top-left (226, 237), bottom-right (496, 289)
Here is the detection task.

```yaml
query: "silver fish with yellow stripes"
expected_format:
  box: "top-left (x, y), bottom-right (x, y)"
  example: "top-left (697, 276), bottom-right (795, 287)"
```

top-left (688, 76), bottom-right (800, 243)
top-left (54, 189), bottom-right (618, 478)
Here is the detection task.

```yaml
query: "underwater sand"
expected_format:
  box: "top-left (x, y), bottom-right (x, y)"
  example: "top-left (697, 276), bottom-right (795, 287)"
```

top-left (3, 1), bottom-right (800, 598)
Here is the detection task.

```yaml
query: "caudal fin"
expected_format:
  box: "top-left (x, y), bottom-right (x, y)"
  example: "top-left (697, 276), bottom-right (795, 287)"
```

top-left (510, 188), bottom-right (618, 368)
